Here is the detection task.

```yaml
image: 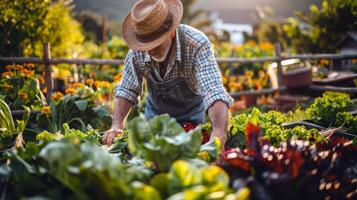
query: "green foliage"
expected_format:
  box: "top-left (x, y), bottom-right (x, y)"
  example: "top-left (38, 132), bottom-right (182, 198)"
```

top-left (0, 65), bottom-right (46, 110)
top-left (228, 108), bottom-right (323, 148)
top-left (0, 99), bottom-right (30, 150)
top-left (282, 0), bottom-right (357, 53)
top-left (36, 123), bottom-right (101, 143)
top-left (37, 95), bottom-right (112, 133)
top-left (150, 160), bottom-right (236, 200)
top-left (128, 114), bottom-right (203, 172)
top-left (307, 92), bottom-right (353, 127)
top-left (1, 139), bottom-right (155, 199)
top-left (0, 0), bottom-right (84, 57)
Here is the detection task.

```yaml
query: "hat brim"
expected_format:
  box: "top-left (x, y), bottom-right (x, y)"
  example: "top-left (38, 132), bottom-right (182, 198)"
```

top-left (122, 0), bottom-right (183, 51)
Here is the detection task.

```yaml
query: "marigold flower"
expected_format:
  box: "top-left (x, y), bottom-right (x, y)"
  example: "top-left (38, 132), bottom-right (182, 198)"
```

top-left (2, 71), bottom-right (13, 78)
top-left (245, 70), bottom-right (254, 78)
top-left (94, 80), bottom-right (101, 88)
top-left (114, 73), bottom-right (123, 82)
top-left (41, 106), bottom-right (51, 115)
top-left (26, 63), bottom-right (35, 69)
top-left (51, 92), bottom-right (64, 101)
top-left (72, 82), bottom-right (83, 88)
top-left (5, 65), bottom-right (13, 71)
top-left (38, 76), bottom-right (45, 84)
top-left (15, 65), bottom-right (24, 71)
top-left (101, 81), bottom-right (111, 88)
top-left (65, 87), bottom-right (76, 95)
top-left (85, 79), bottom-right (94, 85)
top-left (23, 69), bottom-right (34, 77)
top-left (18, 92), bottom-right (28, 100)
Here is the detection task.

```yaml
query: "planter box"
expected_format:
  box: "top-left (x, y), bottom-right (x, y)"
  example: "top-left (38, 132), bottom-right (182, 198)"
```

top-left (282, 66), bottom-right (312, 88)
top-left (313, 72), bottom-right (357, 87)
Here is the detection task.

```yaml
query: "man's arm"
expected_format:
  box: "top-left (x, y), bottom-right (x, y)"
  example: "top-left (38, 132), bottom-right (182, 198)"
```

top-left (103, 50), bottom-right (143, 145)
top-left (208, 100), bottom-right (229, 145)
top-left (102, 97), bottom-right (133, 145)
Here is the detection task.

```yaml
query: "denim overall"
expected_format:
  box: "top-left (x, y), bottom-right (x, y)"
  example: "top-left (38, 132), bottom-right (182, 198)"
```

top-left (144, 27), bottom-right (205, 125)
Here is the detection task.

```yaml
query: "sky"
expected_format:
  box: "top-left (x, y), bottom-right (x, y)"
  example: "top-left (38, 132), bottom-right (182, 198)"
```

top-left (73, 0), bottom-right (324, 23)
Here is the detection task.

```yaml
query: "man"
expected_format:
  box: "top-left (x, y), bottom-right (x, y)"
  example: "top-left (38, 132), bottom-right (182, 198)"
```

top-left (103, 0), bottom-right (233, 152)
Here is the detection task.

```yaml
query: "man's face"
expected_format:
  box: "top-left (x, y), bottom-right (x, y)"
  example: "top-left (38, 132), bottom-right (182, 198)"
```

top-left (148, 31), bottom-right (175, 62)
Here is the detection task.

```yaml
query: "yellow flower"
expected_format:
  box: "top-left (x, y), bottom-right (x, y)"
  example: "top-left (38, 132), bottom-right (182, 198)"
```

top-left (18, 92), bottom-right (28, 100)
top-left (51, 92), bottom-right (64, 101)
top-left (245, 70), bottom-right (254, 78)
top-left (85, 79), bottom-right (94, 85)
top-left (65, 87), bottom-right (76, 95)
top-left (2, 71), bottom-right (13, 78)
top-left (114, 73), bottom-right (123, 82)
top-left (101, 81), bottom-right (111, 88)
top-left (42, 87), bottom-right (47, 93)
top-left (3, 83), bottom-right (13, 91)
top-left (72, 82), bottom-right (83, 88)
top-left (38, 76), bottom-right (45, 84)
top-left (246, 40), bottom-right (257, 47)
top-left (41, 106), bottom-right (51, 115)
top-left (222, 76), bottom-right (228, 85)
top-left (5, 65), bottom-right (13, 71)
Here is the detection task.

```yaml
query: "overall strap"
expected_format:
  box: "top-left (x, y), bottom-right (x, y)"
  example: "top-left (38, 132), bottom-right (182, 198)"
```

top-left (177, 25), bottom-right (186, 75)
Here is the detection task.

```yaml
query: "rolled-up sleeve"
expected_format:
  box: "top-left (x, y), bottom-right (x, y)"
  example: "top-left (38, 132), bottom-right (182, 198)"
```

top-left (194, 41), bottom-right (234, 111)
top-left (115, 50), bottom-right (143, 105)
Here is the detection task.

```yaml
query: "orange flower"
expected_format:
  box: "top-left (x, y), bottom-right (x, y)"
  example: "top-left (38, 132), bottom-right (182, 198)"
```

top-left (2, 71), bottom-right (13, 78)
top-left (114, 73), bottom-right (123, 82)
top-left (85, 79), bottom-right (94, 85)
top-left (15, 65), bottom-right (24, 71)
top-left (65, 87), bottom-right (76, 95)
top-left (91, 72), bottom-right (97, 79)
top-left (72, 82), bottom-right (83, 88)
top-left (51, 92), bottom-right (64, 101)
top-left (18, 92), bottom-right (28, 100)
top-left (23, 69), bottom-right (34, 77)
top-left (222, 76), bottom-right (228, 85)
top-left (26, 63), bottom-right (35, 69)
top-left (244, 70), bottom-right (254, 78)
top-left (38, 76), bottom-right (45, 84)
top-left (5, 65), bottom-right (13, 71)
top-left (259, 42), bottom-right (274, 52)
top-left (255, 80), bottom-right (263, 90)
top-left (94, 80), bottom-right (101, 88)
top-left (41, 106), bottom-right (51, 115)
top-left (246, 40), bottom-right (257, 47)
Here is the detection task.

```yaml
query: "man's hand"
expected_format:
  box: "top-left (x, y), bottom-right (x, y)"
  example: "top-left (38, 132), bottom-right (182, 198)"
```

top-left (210, 129), bottom-right (227, 163)
top-left (102, 128), bottom-right (124, 146)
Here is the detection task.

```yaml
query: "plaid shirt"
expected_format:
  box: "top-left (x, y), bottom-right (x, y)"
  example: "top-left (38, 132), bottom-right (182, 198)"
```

top-left (116, 24), bottom-right (233, 111)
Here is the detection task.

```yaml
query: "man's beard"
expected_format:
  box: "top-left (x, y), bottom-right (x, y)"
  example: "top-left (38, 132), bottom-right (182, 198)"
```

top-left (151, 39), bottom-right (172, 62)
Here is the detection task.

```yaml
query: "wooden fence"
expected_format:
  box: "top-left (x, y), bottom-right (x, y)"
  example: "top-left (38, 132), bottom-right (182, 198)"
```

top-left (1, 43), bottom-right (357, 99)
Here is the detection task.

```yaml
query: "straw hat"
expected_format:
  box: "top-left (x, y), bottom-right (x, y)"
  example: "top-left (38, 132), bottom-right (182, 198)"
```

top-left (122, 0), bottom-right (183, 51)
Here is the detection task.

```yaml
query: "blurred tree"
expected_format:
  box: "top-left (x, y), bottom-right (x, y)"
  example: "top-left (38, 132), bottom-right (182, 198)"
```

top-left (283, 0), bottom-right (357, 53)
top-left (0, 0), bottom-right (84, 57)
top-left (180, 0), bottom-right (212, 31)
top-left (75, 11), bottom-right (102, 43)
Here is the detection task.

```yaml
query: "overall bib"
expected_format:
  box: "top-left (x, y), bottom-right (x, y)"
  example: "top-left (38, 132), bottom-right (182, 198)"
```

top-left (144, 27), bottom-right (205, 125)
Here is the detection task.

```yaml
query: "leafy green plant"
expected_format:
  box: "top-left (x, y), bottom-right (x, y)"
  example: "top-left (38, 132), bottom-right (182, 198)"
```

top-left (0, 99), bottom-right (30, 150)
top-left (150, 160), bottom-right (246, 200)
top-left (1, 138), bottom-right (157, 200)
top-left (307, 92), bottom-right (353, 127)
top-left (128, 114), bottom-right (220, 172)
top-left (37, 95), bottom-right (112, 133)
top-left (228, 108), bottom-right (323, 148)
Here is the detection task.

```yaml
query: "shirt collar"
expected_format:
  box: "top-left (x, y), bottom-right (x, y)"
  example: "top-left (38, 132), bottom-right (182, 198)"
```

top-left (144, 27), bottom-right (182, 63)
